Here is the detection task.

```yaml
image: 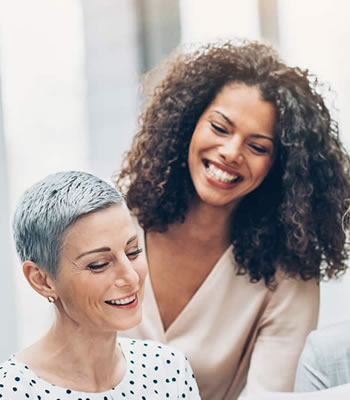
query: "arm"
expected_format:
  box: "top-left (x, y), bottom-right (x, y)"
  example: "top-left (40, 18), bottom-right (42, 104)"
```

top-left (294, 321), bottom-right (350, 391)
top-left (246, 276), bottom-right (320, 394)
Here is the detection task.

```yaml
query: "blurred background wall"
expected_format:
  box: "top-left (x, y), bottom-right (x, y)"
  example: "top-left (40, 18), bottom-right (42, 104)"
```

top-left (0, 0), bottom-right (349, 365)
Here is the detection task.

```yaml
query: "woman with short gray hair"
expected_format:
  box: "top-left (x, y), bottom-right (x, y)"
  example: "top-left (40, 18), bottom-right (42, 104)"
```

top-left (0, 170), bottom-right (200, 399)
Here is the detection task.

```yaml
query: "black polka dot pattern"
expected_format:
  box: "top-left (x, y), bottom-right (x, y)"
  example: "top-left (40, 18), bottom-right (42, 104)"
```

top-left (0, 338), bottom-right (200, 399)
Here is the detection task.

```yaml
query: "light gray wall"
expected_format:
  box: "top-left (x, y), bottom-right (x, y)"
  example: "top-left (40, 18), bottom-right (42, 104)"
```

top-left (0, 70), bottom-right (17, 359)
top-left (82, 0), bottom-right (140, 180)
top-left (258, 0), bottom-right (279, 46)
top-left (81, 0), bottom-right (181, 180)
top-left (136, 0), bottom-right (181, 73)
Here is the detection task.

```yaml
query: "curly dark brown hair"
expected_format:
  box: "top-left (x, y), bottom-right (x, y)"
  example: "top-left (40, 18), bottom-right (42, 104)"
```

top-left (115, 39), bottom-right (350, 287)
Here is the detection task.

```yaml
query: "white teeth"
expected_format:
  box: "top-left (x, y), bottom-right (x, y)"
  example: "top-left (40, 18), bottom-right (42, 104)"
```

top-left (206, 163), bottom-right (239, 183)
top-left (108, 294), bottom-right (136, 305)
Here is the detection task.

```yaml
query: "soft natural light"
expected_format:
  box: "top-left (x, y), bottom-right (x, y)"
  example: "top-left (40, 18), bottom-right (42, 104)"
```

top-left (179, 0), bottom-right (260, 43)
top-left (0, 0), bottom-right (88, 350)
top-left (0, 0), bottom-right (349, 360)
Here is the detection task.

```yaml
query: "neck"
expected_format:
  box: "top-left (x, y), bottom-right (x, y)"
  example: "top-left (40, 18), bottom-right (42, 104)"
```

top-left (172, 197), bottom-right (234, 246)
top-left (49, 315), bottom-right (118, 365)
top-left (18, 315), bottom-right (125, 393)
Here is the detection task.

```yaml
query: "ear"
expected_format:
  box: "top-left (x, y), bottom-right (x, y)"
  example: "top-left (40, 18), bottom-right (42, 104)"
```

top-left (22, 261), bottom-right (57, 301)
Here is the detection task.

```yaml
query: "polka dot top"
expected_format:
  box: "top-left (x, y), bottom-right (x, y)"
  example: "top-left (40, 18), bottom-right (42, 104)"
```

top-left (0, 337), bottom-right (201, 399)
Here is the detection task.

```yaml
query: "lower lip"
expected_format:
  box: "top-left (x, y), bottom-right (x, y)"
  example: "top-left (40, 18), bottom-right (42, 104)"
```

top-left (106, 295), bottom-right (139, 310)
top-left (204, 164), bottom-right (241, 189)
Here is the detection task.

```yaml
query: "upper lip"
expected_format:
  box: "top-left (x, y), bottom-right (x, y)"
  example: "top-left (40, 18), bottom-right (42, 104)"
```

top-left (205, 159), bottom-right (241, 176)
top-left (105, 292), bottom-right (137, 303)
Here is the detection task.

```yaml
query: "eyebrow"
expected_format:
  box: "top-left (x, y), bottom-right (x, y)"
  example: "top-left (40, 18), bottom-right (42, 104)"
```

top-left (75, 235), bottom-right (138, 260)
top-left (213, 110), bottom-right (275, 143)
top-left (75, 247), bottom-right (111, 260)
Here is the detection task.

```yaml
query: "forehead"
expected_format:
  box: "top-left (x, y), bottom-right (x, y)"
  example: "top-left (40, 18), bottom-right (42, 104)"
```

top-left (62, 205), bottom-right (136, 252)
top-left (207, 83), bottom-right (276, 135)
top-left (211, 83), bottom-right (264, 107)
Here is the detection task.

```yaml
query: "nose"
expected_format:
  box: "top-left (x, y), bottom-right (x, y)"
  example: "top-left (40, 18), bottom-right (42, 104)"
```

top-left (113, 258), bottom-right (140, 288)
top-left (218, 135), bottom-right (244, 164)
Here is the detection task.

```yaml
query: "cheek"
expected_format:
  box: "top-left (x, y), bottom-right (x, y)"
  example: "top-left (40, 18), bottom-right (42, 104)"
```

top-left (263, 161), bottom-right (274, 178)
top-left (58, 282), bottom-right (82, 305)
top-left (187, 125), bottom-right (202, 162)
top-left (187, 140), bottom-right (201, 182)
top-left (254, 158), bottom-right (274, 180)
top-left (58, 275), bottom-right (99, 302)
top-left (187, 139), bottom-right (195, 166)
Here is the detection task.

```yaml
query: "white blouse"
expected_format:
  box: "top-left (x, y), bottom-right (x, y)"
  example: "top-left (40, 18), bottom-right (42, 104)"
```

top-left (0, 337), bottom-right (201, 399)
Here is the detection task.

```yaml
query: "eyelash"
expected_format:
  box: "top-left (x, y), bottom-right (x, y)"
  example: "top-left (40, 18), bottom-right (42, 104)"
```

top-left (211, 123), bottom-right (270, 155)
top-left (127, 248), bottom-right (143, 259)
top-left (211, 122), bottom-right (227, 134)
top-left (249, 144), bottom-right (268, 154)
top-left (87, 248), bottom-right (143, 271)
top-left (88, 262), bottom-right (109, 271)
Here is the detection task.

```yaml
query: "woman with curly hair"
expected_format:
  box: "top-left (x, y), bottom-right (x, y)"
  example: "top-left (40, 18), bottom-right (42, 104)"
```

top-left (115, 39), bottom-right (350, 400)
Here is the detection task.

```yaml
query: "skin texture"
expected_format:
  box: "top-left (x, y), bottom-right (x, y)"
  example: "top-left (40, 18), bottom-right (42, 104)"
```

top-left (116, 39), bottom-right (350, 287)
top-left (18, 204), bottom-right (148, 392)
top-left (53, 204), bottom-right (147, 333)
top-left (188, 83), bottom-right (275, 213)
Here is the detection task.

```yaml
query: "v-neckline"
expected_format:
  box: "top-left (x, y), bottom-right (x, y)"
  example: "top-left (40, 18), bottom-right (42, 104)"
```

top-left (141, 227), bottom-right (233, 338)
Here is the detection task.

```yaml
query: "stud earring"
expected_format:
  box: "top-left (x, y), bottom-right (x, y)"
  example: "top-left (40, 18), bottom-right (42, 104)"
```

top-left (47, 296), bottom-right (55, 303)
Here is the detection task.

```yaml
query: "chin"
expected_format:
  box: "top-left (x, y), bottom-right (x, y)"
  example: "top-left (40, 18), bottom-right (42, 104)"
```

top-left (198, 193), bottom-right (239, 209)
top-left (117, 314), bottom-right (143, 332)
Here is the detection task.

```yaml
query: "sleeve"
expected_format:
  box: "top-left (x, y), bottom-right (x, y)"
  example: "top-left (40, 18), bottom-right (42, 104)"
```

top-left (294, 332), bottom-right (330, 391)
top-left (246, 276), bottom-right (320, 395)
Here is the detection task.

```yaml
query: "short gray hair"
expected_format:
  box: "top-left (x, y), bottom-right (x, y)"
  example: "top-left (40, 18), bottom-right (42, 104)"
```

top-left (13, 170), bottom-right (125, 277)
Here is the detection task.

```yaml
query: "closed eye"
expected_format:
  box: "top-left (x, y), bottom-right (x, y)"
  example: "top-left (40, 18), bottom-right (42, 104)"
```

top-left (248, 144), bottom-right (269, 154)
top-left (88, 262), bottom-right (109, 271)
top-left (210, 122), bottom-right (228, 134)
top-left (127, 248), bottom-right (143, 260)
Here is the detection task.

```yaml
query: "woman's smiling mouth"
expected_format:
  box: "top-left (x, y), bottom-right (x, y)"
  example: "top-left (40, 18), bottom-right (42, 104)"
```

top-left (105, 293), bottom-right (137, 307)
top-left (205, 161), bottom-right (242, 184)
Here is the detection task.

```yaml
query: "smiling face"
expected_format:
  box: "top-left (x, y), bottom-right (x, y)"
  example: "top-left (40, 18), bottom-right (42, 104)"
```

top-left (188, 83), bottom-right (276, 213)
top-left (52, 204), bottom-right (147, 333)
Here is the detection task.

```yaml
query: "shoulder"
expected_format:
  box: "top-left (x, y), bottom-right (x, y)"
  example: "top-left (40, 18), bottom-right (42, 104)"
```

top-left (306, 320), bottom-right (350, 353)
top-left (257, 275), bottom-right (319, 338)
top-left (0, 355), bottom-right (27, 380)
top-left (0, 355), bottom-right (34, 397)
top-left (313, 319), bottom-right (350, 336)
top-left (270, 274), bottom-right (319, 305)
top-left (274, 271), bottom-right (319, 291)
top-left (294, 321), bottom-right (350, 390)
top-left (265, 274), bottom-right (319, 313)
